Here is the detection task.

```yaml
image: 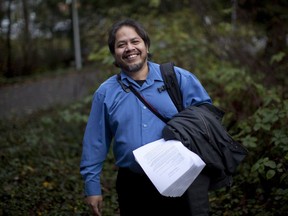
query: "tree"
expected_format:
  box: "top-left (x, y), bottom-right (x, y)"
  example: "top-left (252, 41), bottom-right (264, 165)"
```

top-left (238, 0), bottom-right (288, 85)
top-left (3, 0), bottom-right (13, 77)
top-left (21, 0), bottom-right (32, 76)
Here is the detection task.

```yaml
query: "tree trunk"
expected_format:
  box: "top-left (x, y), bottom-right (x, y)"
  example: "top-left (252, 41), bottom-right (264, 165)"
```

top-left (4, 0), bottom-right (12, 78)
top-left (264, 18), bottom-right (287, 62)
top-left (21, 0), bottom-right (31, 75)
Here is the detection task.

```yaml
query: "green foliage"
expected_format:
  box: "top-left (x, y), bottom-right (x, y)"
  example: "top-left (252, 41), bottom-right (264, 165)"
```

top-left (88, 45), bottom-right (114, 66)
top-left (0, 98), bottom-right (118, 215)
top-left (270, 51), bottom-right (286, 65)
top-left (1, 71), bottom-right (287, 215)
top-left (210, 94), bottom-right (288, 215)
top-left (1, 1), bottom-right (288, 215)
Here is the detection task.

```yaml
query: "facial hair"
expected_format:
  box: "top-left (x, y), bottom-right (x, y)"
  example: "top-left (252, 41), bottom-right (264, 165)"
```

top-left (115, 54), bottom-right (147, 73)
top-left (123, 61), bottom-right (144, 73)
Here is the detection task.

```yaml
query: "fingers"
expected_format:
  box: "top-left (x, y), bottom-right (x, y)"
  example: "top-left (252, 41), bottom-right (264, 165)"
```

top-left (85, 196), bottom-right (103, 216)
top-left (90, 203), bottom-right (102, 216)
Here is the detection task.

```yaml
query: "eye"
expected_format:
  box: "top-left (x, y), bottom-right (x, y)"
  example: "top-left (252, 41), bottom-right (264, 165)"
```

top-left (132, 40), bottom-right (140, 44)
top-left (117, 43), bottom-right (125, 48)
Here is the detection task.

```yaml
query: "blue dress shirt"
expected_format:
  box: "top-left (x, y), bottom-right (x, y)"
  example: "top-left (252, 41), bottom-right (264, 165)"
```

top-left (80, 61), bottom-right (212, 196)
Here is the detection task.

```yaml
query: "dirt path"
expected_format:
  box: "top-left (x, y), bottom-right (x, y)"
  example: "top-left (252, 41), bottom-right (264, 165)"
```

top-left (0, 70), bottom-right (104, 119)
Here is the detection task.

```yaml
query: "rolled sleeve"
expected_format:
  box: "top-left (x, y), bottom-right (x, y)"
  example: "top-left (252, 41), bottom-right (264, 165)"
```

top-left (80, 91), bottom-right (112, 196)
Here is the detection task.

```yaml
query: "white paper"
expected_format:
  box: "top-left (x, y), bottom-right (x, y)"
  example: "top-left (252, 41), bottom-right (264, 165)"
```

top-left (133, 138), bottom-right (206, 197)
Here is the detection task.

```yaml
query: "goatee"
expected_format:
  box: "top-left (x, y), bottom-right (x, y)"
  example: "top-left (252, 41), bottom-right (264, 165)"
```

top-left (125, 63), bottom-right (144, 73)
top-left (115, 58), bottom-right (147, 73)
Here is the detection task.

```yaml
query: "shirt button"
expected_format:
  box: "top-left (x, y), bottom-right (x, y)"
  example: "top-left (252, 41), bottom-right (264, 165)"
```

top-left (143, 106), bottom-right (147, 109)
top-left (143, 124), bottom-right (147, 127)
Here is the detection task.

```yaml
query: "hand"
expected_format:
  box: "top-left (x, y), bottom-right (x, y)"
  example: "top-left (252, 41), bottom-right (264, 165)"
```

top-left (85, 195), bottom-right (103, 216)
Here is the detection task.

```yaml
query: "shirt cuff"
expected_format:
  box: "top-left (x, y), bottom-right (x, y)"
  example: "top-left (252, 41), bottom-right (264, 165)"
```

top-left (85, 181), bottom-right (102, 196)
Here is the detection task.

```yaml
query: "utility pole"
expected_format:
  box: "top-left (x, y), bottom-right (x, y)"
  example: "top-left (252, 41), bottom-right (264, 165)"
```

top-left (70, 0), bottom-right (82, 70)
top-left (231, 0), bottom-right (237, 32)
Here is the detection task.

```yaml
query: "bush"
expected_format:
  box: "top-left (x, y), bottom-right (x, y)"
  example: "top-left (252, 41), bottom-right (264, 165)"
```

top-left (210, 93), bottom-right (288, 215)
top-left (0, 98), bottom-right (118, 215)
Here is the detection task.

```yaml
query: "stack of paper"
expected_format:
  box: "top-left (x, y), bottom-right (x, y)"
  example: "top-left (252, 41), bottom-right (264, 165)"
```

top-left (133, 138), bottom-right (205, 197)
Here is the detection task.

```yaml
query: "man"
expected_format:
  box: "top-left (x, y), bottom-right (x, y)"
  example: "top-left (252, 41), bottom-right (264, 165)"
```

top-left (80, 19), bottom-right (212, 216)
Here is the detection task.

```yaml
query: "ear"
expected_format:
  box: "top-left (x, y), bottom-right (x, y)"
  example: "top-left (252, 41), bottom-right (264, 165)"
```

top-left (145, 44), bottom-right (149, 52)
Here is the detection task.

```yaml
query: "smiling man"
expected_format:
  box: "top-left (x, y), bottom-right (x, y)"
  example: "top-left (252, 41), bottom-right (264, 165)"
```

top-left (80, 19), bottom-right (212, 216)
top-left (114, 26), bottom-right (148, 75)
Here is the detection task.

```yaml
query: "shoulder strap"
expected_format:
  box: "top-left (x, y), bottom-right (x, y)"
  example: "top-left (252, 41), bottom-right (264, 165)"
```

top-left (116, 74), bottom-right (169, 123)
top-left (160, 62), bottom-right (184, 112)
top-left (128, 86), bottom-right (169, 123)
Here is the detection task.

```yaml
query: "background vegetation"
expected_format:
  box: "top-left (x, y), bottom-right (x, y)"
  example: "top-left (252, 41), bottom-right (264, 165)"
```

top-left (0, 0), bottom-right (287, 215)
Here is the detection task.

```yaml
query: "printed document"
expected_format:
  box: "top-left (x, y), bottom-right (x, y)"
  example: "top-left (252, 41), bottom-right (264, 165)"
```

top-left (133, 138), bottom-right (206, 197)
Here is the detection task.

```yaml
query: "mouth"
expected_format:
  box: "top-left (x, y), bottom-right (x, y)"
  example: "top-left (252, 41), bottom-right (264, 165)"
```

top-left (123, 53), bottom-right (139, 61)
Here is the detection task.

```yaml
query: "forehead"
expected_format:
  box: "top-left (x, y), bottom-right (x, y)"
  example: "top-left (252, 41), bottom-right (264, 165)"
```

top-left (115, 26), bottom-right (141, 42)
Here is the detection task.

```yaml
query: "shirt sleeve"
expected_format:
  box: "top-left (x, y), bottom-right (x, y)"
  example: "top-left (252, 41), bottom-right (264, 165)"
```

top-left (175, 67), bottom-right (212, 107)
top-left (80, 90), bottom-right (112, 196)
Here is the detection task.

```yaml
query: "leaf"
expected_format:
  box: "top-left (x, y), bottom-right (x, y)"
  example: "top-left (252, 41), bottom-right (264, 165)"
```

top-left (149, 0), bottom-right (161, 7)
top-left (270, 52), bottom-right (286, 64)
top-left (264, 160), bottom-right (276, 169)
top-left (266, 170), bottom-right (275, 180)
top-left (251, 163), bottom-right (259, 172)
top-left (284, 153), bottom-right (288, 161)
top-left (241, 135), bottom-right (257, 148)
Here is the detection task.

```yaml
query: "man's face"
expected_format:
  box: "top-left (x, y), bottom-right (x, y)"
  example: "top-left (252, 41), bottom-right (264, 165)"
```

top-left (114, 26), bottom-right (148, 73)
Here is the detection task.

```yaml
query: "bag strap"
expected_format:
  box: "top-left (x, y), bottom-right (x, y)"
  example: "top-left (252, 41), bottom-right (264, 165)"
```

top-left (128, 86), bottom-right (169, 123)
top-left (117, 74), bottom-right (169, 123)
top-left (116, 62), bottom-right (184, 123)
top-left (160, 62), bottom-right (184, 112)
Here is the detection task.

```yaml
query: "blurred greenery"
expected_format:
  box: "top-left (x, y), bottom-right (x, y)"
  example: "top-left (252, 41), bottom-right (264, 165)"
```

top-left (0, 98), bottom-right (119, 215)
top-left (1, 0), bottom-right (288, 215)
top-left (1, 77), bottom-right (287, 215)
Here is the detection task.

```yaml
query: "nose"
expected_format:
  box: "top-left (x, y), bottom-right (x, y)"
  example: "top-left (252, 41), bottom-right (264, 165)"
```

top-left (125, 42), bottom-right (135, 51)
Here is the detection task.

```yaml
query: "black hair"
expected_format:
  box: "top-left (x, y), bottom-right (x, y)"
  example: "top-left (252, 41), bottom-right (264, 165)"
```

top-left (108, 19), bottom-right (152, 59)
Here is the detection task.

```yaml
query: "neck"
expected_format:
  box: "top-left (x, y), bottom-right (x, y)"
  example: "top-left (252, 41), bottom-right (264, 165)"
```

top-left (126, 61), bottom-right (149, 80)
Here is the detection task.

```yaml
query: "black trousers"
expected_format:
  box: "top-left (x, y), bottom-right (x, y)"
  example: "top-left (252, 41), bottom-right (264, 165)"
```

top-left (116, 168), bottom-right (210, 216)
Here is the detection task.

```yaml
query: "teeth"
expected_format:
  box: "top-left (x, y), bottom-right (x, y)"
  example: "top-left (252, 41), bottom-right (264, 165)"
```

top-left (127, 54), bottom-right (137, 59)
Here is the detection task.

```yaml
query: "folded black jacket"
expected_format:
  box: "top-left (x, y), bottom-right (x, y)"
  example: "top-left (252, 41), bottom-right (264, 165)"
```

top-left (162, 103), bottom-right (248, 190)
